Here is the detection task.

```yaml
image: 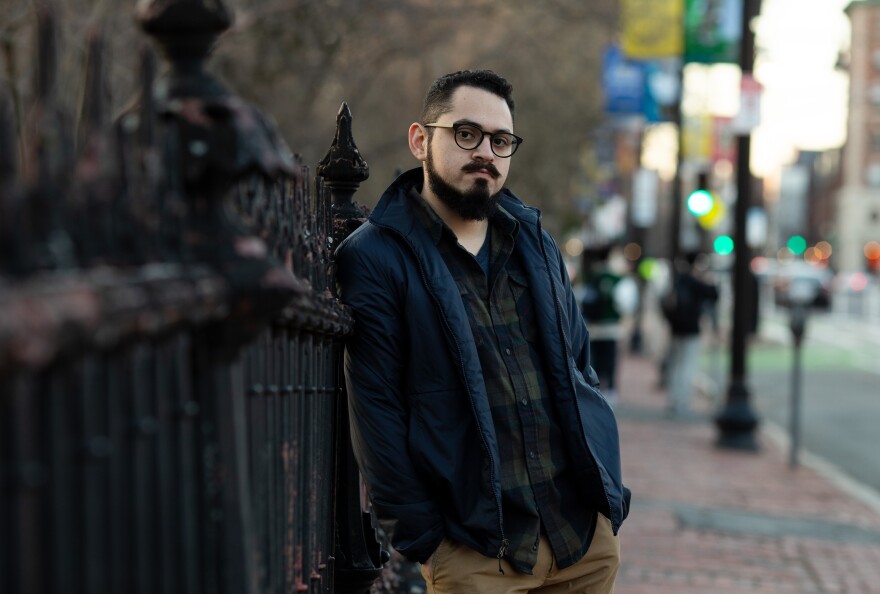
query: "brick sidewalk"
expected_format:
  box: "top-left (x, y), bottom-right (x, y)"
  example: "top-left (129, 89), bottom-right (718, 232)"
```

top-left (615, 353), bottom-right (880, 593)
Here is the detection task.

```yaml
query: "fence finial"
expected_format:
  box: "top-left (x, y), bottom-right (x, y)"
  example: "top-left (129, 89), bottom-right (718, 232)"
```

top-left (318, 102), bottom-right (369, 243)
top-left (136, 0), bottom-right (232, 65)
top-left (317, 103), bottom-right (369, 186)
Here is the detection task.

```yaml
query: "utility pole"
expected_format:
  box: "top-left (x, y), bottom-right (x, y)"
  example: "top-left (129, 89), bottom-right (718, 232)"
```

top-left (669, 68), bottom-right (685, 262)
top-left (715, 0), bottom-right (762, 450)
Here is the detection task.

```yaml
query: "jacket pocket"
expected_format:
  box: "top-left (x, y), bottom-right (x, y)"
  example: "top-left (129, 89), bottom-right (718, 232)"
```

top-left (571, 357), bottom-right (602, 389)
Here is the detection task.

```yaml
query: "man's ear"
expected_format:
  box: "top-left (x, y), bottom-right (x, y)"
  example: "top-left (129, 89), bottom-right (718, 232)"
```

top-left (409, 123), bottom-right (428, 162)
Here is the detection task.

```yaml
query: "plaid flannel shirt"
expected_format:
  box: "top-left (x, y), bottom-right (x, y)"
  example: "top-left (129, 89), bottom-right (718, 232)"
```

top-left (409, 188), bottom-right (597, 573)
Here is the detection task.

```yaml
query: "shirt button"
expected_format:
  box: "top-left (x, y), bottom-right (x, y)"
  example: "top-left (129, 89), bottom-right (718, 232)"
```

top-left (521, 398), bottom-right (528, 406)
top-left (529, 451), bottom-right (536, 460)
top-left (505, 348), bottom-right (512, 356)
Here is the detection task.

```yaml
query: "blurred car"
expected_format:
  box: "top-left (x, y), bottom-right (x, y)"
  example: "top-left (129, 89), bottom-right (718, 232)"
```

top-left (769, 261), bottom-right (833, 309)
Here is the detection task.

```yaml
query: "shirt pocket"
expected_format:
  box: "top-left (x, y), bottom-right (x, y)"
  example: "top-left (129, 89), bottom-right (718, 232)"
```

top-left (454, 279), bottom-right (485, 348)
top-left (507, 270), bottom-right (538, 345)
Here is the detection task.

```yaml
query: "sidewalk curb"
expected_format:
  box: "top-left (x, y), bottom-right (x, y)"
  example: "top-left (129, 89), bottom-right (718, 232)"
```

top-left (761, 420), bottom-right (880, 516)
top-left (694, 370), bottom-right (880, 516)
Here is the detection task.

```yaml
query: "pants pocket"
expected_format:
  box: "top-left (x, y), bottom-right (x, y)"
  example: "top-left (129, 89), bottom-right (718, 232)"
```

top-left (423, 538), bottom-right (453, 586)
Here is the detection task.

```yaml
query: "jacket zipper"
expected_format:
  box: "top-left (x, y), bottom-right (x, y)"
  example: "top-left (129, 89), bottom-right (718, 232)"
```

top-left (371, 221), bottom-right (509, 561)
top-left (533, 214), bottom-right (617, 531)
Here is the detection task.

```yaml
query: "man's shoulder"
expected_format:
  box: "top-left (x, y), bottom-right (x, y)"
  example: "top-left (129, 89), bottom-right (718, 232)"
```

top-left (334, 221), bottom-right (412, 295)
top-left (336, 220), bottom-right (397, 260)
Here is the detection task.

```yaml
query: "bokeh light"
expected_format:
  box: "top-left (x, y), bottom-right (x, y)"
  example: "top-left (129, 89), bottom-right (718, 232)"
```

top-left (815, 241), bottom-right (833, 259)
top-left (623, 242), bottom-right (642, 261)
top-left (564, 237), bottom-right (584, 258)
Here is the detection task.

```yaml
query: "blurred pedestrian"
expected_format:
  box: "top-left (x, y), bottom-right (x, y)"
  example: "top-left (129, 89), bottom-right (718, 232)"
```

top-left (336, 70), bottom-right (629, 593)
top-left (580, 245), bottom-right (639, 407)
top-left (661, 252), bottom-right (718, 417)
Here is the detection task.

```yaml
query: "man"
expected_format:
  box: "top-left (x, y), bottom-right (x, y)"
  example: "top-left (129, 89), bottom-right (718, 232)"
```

top-left (580, 245), bottom-right (639, 407)
top-left (662, 252), bottom-right (719, 417)
top-left (336, 70), bottom-right (630, 593)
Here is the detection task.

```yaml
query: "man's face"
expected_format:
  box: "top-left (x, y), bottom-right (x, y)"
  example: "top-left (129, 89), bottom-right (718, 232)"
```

top-left (419, 86), bottom-right (514, 220)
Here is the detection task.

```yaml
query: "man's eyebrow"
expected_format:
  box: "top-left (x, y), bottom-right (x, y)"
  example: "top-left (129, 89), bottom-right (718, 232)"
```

top-left (453, 119), bottom-right (513, 134)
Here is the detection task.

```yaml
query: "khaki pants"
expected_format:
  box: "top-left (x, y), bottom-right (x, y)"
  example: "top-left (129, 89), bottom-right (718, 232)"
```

top-left (420, 514), bottom-right (620, 594)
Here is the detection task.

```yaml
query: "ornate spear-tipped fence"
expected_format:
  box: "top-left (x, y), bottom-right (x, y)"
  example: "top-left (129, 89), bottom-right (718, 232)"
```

top-left (0, 2), bottom-right (384, 593)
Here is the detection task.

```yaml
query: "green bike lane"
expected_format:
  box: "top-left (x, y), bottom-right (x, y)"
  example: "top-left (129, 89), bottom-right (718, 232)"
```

top-left (698, 315), bottom-right (880, 496)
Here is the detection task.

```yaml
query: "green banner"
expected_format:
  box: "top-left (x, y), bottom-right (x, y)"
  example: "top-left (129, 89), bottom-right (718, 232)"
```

top-left (684, 0), bottom-right (742, 64)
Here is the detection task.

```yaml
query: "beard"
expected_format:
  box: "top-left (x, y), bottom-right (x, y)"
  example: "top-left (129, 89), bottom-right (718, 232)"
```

top-left (426, 148), bottom-right (502, 221)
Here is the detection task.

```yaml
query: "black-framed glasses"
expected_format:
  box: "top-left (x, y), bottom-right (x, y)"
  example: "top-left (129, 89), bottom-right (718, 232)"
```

top-left (423, 122), bottom-right (523, 158)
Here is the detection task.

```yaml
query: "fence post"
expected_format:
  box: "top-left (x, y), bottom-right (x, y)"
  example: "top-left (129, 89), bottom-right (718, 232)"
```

top-left (136, 0), bottom-right (301, 344)
top-left (318, 103), bottom-right (370, 251)
top-left (318, 103), bottom-right (387, 593)
top-left (0, 86), bottom-right (21, 275)
top-left (136, 2), bottom-right (303, 593)
top-left (24, 5), bottom-right (76, 272)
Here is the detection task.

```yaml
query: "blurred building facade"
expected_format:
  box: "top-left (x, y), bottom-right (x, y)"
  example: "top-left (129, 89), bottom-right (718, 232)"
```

top-left (838, 0), bottom-right (880, 271)
top-left (778, 149), bottom-right (843, 249)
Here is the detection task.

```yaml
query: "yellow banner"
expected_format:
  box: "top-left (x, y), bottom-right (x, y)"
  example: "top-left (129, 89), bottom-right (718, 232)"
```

top-left (682, 114), bottom-right (712, 162)
top-left (621, 0), bottom-right (684, 59)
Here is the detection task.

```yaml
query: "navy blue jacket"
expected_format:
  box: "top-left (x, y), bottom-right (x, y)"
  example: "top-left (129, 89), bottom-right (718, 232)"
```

top-left (335, 168), bottom-right (630, 564)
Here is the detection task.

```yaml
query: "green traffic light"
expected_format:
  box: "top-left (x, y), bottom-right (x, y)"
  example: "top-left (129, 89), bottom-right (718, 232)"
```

top-left (687, 189), bottom-right (714, 216)
top-left (787, 235), bottom-right (807, 255)
top-left (637, 258), bottom-right (658, 280)
top-left (714, 235), bottom-right (734, 255)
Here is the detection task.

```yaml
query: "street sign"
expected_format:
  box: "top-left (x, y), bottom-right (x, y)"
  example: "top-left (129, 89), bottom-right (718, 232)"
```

top-left (731, 73), bottom-right (763, 134)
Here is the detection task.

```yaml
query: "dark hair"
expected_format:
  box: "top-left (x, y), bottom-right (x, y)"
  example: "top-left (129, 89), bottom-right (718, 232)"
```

top-left (420, 70), bottom-right (515, 125)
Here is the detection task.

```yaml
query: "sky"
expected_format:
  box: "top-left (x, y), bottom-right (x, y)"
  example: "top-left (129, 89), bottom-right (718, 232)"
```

top-left (752, 0), bottom-right (851, 178)
top-left (642, 0), bottom-right (852, 187)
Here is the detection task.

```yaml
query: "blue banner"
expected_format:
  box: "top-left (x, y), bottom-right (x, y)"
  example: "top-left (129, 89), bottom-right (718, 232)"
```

top-left (602, 45), bottom-right (645, 115)
top-left (642, 58), bottom-right (681, 122)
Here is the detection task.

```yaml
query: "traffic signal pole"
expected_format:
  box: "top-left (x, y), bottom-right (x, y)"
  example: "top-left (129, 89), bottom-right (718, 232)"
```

top-left (670, 67), bottom-right (685, 262)
top-left (715, 0), bottom-right (762, 450)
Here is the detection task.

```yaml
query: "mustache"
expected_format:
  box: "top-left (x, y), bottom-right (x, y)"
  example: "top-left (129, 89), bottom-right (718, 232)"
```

top-left (461, 161), bottom-right (500, 179)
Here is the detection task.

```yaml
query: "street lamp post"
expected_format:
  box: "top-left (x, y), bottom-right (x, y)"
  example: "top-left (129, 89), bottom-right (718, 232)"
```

top-left (715, 0), bottom-right (762, 450)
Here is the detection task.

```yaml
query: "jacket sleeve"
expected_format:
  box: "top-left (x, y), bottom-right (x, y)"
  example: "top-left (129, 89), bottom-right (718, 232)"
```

top-left (335, 238), bottom-right (445, 563)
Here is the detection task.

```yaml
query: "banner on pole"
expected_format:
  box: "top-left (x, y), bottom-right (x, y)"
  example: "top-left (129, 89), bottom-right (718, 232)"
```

top-left (684, 0), bottom-right (742, 64)
top-left (622, 0), bottom-right (684, 59)
top-left (682, 114), bottom-right (713, 162)
top-left (602, 45), bottom-right (645, 115)
top-left (643, 58), bottom-right (682, 122)
top-left (712, 116), bottom-right (736, 162)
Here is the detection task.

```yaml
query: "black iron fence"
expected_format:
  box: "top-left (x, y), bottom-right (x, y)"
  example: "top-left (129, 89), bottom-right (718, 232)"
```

top-left (0, 2), bottom-right (383, 593)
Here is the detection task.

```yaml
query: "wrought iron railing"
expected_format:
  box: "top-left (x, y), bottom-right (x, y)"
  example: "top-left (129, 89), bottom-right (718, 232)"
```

top-left (0, 2), bottom-right (383, 593)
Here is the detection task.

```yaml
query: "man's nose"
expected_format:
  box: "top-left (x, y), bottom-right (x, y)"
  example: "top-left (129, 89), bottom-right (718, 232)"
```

top-left (471, 135), bottom-right (495, 160)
